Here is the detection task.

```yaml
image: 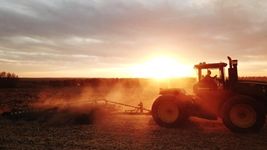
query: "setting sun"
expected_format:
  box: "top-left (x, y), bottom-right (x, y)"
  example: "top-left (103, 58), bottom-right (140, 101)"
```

top-left (130, 56), bottom-right (193, 79)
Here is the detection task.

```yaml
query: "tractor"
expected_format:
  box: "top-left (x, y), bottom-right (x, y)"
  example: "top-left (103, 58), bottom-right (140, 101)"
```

top-left (151, 56), bottom-right (267, 133)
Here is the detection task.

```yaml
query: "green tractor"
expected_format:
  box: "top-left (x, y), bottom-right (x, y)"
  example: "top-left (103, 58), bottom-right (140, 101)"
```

top-left (151, 56), bottom-right (267, 133)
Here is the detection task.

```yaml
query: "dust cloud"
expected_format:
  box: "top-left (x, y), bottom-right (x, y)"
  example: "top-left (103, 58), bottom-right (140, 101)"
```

top-left (2, 78), bottom-right (197, 126)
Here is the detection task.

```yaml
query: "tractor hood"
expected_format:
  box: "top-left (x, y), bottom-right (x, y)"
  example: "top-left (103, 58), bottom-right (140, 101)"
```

top-left (238, 80), bottom-right (267, 87)
top-left (236, 79), bottom-right (267, 95)
top-left (159, 88), bottom-right (186, 95)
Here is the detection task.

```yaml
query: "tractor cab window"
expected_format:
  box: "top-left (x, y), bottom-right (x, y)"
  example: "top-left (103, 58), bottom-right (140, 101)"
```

top-left (194, 68), bottom-right (221, 90)
top-left (202, 69), bottom-right (218, 89)
top-left (196, 68), bottom-right (219, 83)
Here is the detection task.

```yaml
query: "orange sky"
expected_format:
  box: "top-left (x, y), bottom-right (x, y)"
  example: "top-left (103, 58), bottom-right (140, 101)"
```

top-left (0, 0), bottom-right (267, 78)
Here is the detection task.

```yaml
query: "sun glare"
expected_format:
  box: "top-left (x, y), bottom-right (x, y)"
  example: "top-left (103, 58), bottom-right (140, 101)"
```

top-left (130, 56), bottom-right (193, 79)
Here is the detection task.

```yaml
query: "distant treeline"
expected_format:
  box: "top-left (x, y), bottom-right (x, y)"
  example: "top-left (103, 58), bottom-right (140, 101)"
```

top-left (3, 75), bottom-right (267, 89)
top-left (49, 78), bottom-right (150, 87)
top-left (49, 77), bottom-right (197, 89)
top-left (0, 71), bottom-right (19, 88)
top-left (21, 76), bottom-right (267, 88)
top-left (15, 77), bottom-right (197, 88)
top-left (239, 76), bottom-right (267, 82)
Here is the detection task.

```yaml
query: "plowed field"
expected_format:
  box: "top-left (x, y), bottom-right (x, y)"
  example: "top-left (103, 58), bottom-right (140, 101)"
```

top-left (0, 86), bottom-right (267, 150)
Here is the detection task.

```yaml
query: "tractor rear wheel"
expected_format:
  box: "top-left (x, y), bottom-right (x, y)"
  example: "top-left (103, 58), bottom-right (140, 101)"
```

top-left (151, 95), bottom-right (188, 127)
top-left (221, 95), bottom-right (266, 133)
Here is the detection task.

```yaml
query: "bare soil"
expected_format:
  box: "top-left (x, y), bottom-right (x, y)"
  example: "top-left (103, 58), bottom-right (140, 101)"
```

top-left (0, 86), bottom-right (267, 150)
top-left (1, 115), bottom-right (267, 150)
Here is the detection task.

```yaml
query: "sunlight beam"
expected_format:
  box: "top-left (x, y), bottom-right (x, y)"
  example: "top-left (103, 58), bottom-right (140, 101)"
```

top-left (130, 56), bottom-right (194, 79)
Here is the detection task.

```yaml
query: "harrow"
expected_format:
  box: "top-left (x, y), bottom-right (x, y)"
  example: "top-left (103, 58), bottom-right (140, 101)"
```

top-left (85, 99), bottom-right (151, 115)
top-left (1, 99), bottom-right (151, 125)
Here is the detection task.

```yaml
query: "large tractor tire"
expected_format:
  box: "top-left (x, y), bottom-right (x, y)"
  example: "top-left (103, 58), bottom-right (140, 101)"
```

top-left (221, 95), bottom-right (266, 133)
top-left (151, 95), bottom-right (188, 127)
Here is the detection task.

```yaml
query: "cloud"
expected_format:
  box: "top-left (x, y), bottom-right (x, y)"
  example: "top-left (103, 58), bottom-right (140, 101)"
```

top-left (0, 0), bottom-right (267, 77)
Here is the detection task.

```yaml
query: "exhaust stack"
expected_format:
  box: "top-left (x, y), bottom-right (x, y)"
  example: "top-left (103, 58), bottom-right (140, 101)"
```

top-left (227, 56), bottom-right (238, 87)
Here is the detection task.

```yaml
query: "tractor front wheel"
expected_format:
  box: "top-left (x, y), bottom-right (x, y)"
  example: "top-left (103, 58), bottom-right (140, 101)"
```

top-left (221, 95), bottom-right (266, 133)
top-left (151, 95), bottom-right (188, 127)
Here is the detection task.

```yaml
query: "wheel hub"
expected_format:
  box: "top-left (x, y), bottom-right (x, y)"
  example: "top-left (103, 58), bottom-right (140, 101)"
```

top-left (230, 104), bottom-right (257, 128)
top-left (237, 111), bottom-right (247, 119)
top-left (158, 101), bottom-right (179, 123)
top-left (166, 109), bottom-right (174, 115)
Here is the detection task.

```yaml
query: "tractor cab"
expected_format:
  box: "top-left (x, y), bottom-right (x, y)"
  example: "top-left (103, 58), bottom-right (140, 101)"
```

top-left (193, 56), bottom-right (238, 97)
top-left (193, 62), bottom-right (227, 93)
